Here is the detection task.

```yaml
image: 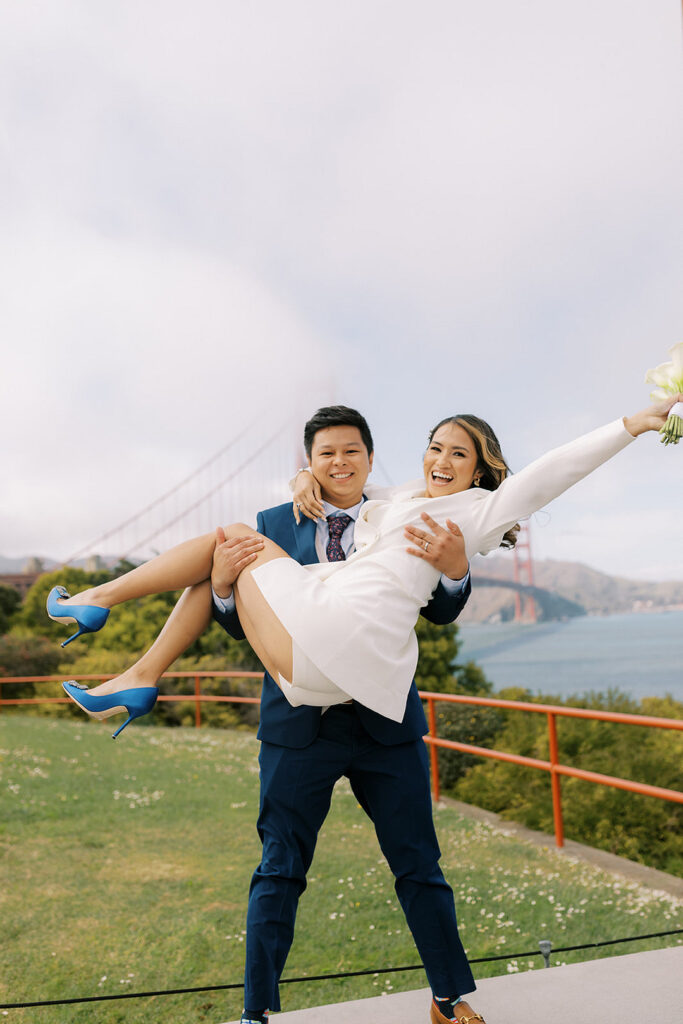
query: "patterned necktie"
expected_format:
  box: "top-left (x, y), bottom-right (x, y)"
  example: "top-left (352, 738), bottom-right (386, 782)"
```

top-left (326, 514), bottom-right (353, 562)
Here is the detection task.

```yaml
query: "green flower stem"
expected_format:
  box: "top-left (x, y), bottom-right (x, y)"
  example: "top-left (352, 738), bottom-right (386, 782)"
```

top-left (659, 413), bottom-right (683, 445)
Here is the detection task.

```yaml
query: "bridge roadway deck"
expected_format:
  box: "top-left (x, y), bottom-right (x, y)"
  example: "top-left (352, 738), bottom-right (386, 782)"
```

top-left (224, 945), bottom-right (682, 1023)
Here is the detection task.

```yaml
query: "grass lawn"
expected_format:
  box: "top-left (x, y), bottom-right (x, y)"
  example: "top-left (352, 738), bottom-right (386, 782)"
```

top-left (1, 715), bottom-right (681, 1023)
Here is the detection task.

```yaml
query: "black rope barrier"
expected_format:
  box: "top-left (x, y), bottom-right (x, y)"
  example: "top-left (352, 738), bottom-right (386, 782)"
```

top-left (1, 927), bottom-right (681, 1010)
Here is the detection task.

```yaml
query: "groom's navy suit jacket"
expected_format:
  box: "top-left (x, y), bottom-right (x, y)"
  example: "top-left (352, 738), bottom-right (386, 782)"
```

top-left (213, 500), bottom-right (471, 745)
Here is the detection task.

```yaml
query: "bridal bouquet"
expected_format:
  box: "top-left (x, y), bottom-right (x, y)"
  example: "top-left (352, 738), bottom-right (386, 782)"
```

top-left (645, 342), bottom-right (683, 445)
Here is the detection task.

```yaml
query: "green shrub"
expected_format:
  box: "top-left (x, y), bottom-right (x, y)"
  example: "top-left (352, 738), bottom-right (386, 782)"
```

top-left (448, 687), bottom-right (683, 875)
top-left (0, 584), bottom-right (21, 634)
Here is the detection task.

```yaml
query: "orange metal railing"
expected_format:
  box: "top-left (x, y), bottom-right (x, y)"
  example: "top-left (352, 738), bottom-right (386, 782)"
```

top-left (2, 675), bottom-right (682, 849)
top-left (0, 672), bottom-right (262, 729)
top-left (421, 690), bottom-right (683, 847)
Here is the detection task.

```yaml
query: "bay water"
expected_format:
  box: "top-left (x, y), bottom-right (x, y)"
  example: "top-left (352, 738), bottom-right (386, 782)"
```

top-left (457, 610), bottom-right (683, 704)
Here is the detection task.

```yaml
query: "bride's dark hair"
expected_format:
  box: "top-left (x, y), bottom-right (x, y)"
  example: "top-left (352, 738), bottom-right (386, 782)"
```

top-left (427, 414), bottom-right (520, 549)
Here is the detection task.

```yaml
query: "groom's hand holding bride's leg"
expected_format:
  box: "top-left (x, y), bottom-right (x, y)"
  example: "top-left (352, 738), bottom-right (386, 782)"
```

top-left (211, 526), bottom-right (265, 599)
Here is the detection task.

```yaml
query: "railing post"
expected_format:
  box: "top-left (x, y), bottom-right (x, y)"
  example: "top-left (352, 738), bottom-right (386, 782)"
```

top-left (427, 697), bottom-right (441, 803)
top-left (547, 712), bottom-right (564, 847)
top-left (194, 675), bottom-right (201, 729)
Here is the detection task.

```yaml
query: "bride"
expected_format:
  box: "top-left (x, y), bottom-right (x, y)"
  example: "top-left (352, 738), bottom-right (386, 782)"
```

top-left (48, 394), bottom-right (680, 737)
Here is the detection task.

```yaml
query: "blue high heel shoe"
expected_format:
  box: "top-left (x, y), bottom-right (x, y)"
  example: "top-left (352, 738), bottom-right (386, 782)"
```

top-left (46, 586), bottom-right (110, 647)
top-left (62, 681), bottom-right (159, 739)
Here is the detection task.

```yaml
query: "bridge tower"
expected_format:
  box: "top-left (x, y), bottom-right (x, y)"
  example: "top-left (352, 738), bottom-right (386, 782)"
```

top-left (513, 522), bottom-right (537, 623)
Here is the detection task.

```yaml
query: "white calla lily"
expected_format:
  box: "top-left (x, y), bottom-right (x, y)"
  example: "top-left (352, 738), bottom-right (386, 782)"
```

top-left (669, 342), bottom-right (683, 385)
top-left (645, 346), bottom-right (683, 445)
top-left (645, 364), bottom-right (672, 389)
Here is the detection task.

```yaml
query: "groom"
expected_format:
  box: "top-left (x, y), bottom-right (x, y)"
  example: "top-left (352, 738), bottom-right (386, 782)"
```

top-left (211, 405), bottom-right (482, 1024)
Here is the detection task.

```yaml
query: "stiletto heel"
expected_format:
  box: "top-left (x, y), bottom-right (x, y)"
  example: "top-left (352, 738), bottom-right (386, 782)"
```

top-left (112, 714), bottom-right (137, 740)
top-left (62, 681), bottom-right (159, 739)
top-left (46, 586), bottom-right (110, 647)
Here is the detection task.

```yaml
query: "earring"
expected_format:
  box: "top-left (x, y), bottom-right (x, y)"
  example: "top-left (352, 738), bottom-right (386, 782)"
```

top-left (474, 477), bottom-right (481, 487)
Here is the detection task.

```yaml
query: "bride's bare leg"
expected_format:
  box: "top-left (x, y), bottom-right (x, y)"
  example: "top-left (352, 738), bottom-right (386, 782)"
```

top-left (234, 575), bottom-right (293, 684)
top-left (227, 528), bottom-right (295, 685)
top-left (59, 515), bottom-right (295, 694)
top-left (85, 582), bottom-right (214, 696)
top-left (56, 532), bottom-right (220, 610)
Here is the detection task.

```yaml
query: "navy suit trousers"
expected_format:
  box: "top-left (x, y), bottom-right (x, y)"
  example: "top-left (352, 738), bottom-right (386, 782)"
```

top-left (244, 702), bottom-right (475, 1011)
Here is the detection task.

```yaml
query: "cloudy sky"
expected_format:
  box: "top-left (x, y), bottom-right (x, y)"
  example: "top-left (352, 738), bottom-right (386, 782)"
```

top-left (1, 1), bottom-right (682, 580)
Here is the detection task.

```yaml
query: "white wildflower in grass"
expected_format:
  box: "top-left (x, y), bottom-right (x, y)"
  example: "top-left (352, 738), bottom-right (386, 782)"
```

top-left (645, 342), bottom-right (683, 444)
top-left (113, 788), bottom-right (164, 808)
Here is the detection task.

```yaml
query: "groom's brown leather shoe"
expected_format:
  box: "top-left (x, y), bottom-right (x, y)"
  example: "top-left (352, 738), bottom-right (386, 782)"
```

top-left (430, 997), bottom-right (486, 1024)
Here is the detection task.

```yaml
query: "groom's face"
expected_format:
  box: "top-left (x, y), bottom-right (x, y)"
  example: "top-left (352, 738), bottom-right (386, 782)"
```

top-left (308, 426), bottom-right (373, 508)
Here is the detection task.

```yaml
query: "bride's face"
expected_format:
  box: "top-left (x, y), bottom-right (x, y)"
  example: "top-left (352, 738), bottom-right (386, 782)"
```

top-left (423, 422), bottom-right (481, 498)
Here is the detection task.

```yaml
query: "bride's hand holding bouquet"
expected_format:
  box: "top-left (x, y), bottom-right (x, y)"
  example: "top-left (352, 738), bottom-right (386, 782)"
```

top-left (645, 342), bottom-right (683, 444)
top-left (624, 390), bottom-right (683, 439)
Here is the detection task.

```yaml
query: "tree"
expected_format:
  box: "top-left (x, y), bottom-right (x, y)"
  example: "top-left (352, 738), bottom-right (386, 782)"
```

top-left (0, 634), bottom-right (64, 677)
top-left (415, 618), bottom-right (502, 788)
top-left (0, 635), bottom-right (65, 705)
top-left (0, 585), bottom-right (21, 634)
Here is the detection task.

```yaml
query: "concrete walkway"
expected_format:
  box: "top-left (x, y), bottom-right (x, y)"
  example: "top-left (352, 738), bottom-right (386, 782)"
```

top-left (223, 945), bottom-right (683, 1023)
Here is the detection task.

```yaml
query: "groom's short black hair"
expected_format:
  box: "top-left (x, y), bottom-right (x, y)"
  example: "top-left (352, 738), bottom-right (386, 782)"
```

top-left (303, 405), bottom-right (374, 458)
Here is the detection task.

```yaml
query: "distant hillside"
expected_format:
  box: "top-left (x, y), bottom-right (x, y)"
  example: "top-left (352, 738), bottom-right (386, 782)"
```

top-left (0, 555), bottom-right (120, 574)
top-left (460, 554), bottom-right (683, 623)
top-left (0, 556), bottom-right (56, 573)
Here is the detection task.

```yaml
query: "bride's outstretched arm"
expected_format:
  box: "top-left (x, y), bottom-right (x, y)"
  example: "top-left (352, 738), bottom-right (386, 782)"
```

top-left (471, 395), bottom-right (682, 555)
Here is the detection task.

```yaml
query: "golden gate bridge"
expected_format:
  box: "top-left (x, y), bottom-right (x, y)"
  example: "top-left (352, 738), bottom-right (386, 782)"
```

top-left (62, 412), bottom-right (307, 568)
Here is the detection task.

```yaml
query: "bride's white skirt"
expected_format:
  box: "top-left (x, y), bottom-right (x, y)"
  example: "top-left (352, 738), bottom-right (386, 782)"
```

top-left (277, 639), bottom-right (351, 710)
top-left (251, 552), bottom-right (437, 723)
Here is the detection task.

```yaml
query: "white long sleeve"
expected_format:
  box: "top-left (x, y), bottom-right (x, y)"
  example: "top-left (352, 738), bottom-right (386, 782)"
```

top-left (470, 418), bottom-right (636, 555)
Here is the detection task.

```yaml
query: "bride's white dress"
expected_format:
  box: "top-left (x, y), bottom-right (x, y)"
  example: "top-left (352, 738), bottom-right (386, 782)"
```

top-left (251, 419), bottom-right (635, 722)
